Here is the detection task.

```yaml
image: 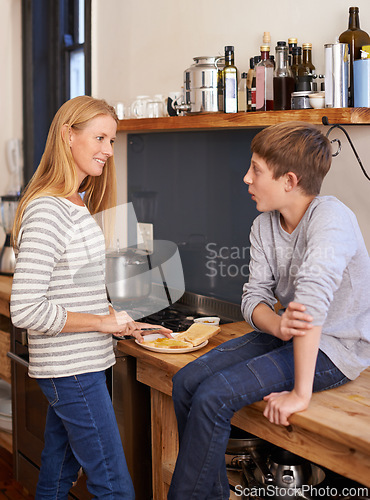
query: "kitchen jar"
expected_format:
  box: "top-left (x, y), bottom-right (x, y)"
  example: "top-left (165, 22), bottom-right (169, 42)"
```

top-left (183, 56), bottom-right (224, 113)
top-left (354, 47), bottom-right (370, 107)
top-left (291, 90), bottom-right (313, 109)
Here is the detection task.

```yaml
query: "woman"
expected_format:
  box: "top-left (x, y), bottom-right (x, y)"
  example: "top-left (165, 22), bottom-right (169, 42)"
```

top-left (10, 95), bottom-right (171, 499)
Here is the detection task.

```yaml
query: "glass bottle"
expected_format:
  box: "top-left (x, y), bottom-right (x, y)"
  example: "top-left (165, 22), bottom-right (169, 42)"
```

top-left (238, 72), bottom-right (248, 112)
top-left (256, 46), bottom-right (274, 111)
top-left (290, 46), bottom-right (304, 89)
top-left (246, 57), bottom-right (255, 111)
top-left (288, 37), bottom-right (298, 66)
top-left (339, 6), bottom-right (370, 106)
top-left (302, 43), bottom-right (316, 76)
top-left (223, 46), bottom-right (238, 113)
top-left (250, 56), bottom-right (260, 112)
top-left (273, 41), bottom-right (295, 110)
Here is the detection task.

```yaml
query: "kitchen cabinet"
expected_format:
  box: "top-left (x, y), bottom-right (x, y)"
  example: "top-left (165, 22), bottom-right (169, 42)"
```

top-left (117, 108), bottom-right (370, 133)
top-left (116, 328), bottom-right (370, 499)
top-left (0, 276), bottom-right (12, 454)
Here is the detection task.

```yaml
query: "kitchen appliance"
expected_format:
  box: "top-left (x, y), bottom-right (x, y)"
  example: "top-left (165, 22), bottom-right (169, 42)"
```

top-left (177, 56), bottom-right (224, 114)
top-left (0, 194), bottom-right (19, 275)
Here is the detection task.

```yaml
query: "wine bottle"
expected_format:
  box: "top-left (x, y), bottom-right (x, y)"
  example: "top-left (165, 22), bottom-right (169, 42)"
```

top-left (251, 56), bottom-right (260, 112)
top-left (223, 46), bottom-right (238, 113)
top-left (339, 6), bottom-right (370, 106)
top-left (273, 41), bottom-right (295, 110)
top-left (256, 46), bottom-right (274, 111)
top-left (291, 46), bottom-right (305, 90)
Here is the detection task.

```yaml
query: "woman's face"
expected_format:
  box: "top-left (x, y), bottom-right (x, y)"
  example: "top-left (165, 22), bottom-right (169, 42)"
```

top-left (69, 114), bottom-right (117, 184)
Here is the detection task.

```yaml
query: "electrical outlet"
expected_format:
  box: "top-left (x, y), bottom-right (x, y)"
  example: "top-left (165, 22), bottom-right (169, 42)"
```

top-left (137, 223), bottom-right (153, 252)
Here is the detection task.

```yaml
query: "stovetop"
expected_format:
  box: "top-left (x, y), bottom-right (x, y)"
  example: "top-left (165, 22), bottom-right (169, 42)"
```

top-left (112, 288), bottom-right (244, 332)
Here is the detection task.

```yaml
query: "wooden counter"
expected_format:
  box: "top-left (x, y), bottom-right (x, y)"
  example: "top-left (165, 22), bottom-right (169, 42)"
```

top-left (0, 276), bottom-right (12, 453)
top-left (116, 324), bottom-right (370, 499)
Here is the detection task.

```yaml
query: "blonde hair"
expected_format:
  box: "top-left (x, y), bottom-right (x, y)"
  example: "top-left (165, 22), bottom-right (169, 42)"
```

top-left (12, 95), bottom-right (118, 247)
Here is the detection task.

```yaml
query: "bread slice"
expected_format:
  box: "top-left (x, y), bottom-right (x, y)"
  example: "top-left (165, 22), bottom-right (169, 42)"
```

top-left (142, 338), bottom-right (193, 349)
top-left (175, 323), bottom-right (221, 346)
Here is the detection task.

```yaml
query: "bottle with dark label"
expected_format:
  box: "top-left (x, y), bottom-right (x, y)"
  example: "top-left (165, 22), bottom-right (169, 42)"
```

top-left (339, 6), bottom-right (370, 106)
top-left (250, 55), bottom-right (260, 112)
top-left (256, 46), bottom-right (274, 111)
top-left (246, 57), bottom-right (254, 111)
top-left (273, 41), bottom-right (295, 110)
top-left (223, 46), bottom-right (238, 113)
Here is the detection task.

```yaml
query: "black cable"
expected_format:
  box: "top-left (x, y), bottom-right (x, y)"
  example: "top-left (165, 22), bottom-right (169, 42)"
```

top-left (322, 117), bottom-right (370, 182)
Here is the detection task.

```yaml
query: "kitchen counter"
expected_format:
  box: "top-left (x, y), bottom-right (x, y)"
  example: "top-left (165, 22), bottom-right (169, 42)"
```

top-left (116, 323), bottom-right (370, 499)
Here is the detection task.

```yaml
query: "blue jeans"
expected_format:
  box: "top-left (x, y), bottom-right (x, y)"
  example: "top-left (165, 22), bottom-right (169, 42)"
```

top-left (168, 331), bottom-right (349, 500)
top-left (35, 371), bottom-right (135, 500)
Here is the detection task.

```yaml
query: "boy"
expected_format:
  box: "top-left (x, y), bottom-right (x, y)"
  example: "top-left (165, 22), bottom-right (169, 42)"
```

top-left (168, 122), bottom-right (370, 500)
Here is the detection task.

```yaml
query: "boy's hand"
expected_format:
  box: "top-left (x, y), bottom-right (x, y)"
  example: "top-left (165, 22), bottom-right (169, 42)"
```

top-left (277, 302), bottom-right (313, 341)
top-left (263, 390), bottom-right (311, 426)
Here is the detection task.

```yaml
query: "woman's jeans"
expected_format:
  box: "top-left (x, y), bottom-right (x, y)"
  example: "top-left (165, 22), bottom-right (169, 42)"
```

top-left (168, 331), bottom-right (349, 500)
top-left (35, 370), bottom-right (135, 500)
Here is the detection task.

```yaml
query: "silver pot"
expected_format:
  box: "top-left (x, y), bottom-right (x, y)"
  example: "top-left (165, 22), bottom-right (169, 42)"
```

top-left (105, 248), bottom-right (152, 302)
top-left (179, 56), bottom-right (224, 114)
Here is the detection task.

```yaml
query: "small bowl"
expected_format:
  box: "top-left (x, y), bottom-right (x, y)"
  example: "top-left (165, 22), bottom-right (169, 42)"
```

top-left (193, 316), bottom-right (220, 325)
top-left (309, 93), bottom-right (325, 109)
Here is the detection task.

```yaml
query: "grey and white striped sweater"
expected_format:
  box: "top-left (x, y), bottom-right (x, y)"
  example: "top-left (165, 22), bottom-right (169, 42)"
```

top-left (10, 196), bottom-right (115, 378)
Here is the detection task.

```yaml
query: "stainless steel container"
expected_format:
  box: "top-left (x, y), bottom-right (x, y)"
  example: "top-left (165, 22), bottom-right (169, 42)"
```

top-left (105, 248), bottom-right (152, 301)
top-left (183, 56), bottom-right (223, 113)
top-left (325, 43), bottom-right (349, 108)
top-left (291, 91), bottom-right (313, 109)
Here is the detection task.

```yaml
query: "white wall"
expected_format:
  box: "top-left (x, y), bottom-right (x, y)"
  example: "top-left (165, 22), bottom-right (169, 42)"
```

top-left (0, 0), bottom-right (22, 245)
top-left (91, 0), bottom-right (370, 251)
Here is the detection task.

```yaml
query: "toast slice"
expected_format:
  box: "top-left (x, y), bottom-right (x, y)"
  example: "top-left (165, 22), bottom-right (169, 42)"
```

top-left (142, 338), bottom-right (193, 349)
top-left (175, 323), bottom-right (221, 346)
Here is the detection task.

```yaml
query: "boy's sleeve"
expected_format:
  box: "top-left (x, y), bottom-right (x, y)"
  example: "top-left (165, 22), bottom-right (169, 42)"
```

top-left (293, 202), bottom-right (358, 325)
top-left (10, 198), bottom-right (72, 336)
top-left (241, 217), bottom-right (277, 329)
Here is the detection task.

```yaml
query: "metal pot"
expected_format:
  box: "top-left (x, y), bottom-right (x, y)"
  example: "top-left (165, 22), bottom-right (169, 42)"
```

top-left (177, 56), bottom-right (224, 114)
top-left (251, 447), bottom-right (326, 500)
top-left (105, 248), bottom-right (152, 302)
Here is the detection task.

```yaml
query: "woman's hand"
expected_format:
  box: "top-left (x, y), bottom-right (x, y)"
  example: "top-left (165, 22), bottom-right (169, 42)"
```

top-left (131, 322), bottom-right (173, 343)
top-left (101, 310), bottom-right (172, 343)
top-left (277, 302), bottom-right (313, 341)
top-left (263, 390), bottom-right (311, 426)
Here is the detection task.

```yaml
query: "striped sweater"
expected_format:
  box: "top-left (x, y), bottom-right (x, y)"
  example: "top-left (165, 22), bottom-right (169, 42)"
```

top-left (10, 196), bottom-right (116, 378)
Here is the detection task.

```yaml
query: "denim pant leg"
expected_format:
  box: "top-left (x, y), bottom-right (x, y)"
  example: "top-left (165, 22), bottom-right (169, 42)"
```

top-left (169, 332), bottom-right (349, 500)
top-left (36, 404), bottom-right (81, 499)
top-left (36, 371), bottom-right (135, 500)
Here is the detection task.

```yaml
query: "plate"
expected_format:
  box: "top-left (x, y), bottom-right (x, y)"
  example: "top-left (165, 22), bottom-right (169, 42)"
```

top-left (135, 333), bottom-right (208, 354)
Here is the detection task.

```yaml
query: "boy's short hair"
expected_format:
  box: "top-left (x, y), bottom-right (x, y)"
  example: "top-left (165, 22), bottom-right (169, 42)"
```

top-left (251, 122), bottom-right (332, 196)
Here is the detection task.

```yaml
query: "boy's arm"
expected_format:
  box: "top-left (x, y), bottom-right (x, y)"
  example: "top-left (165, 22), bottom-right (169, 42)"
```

top-left (251, 301), bottom-right (313, 341)
top-left (263, 325), bottom-right (322, 426)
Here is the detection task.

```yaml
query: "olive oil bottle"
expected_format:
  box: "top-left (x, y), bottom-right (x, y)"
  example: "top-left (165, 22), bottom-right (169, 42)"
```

top-left (223, 46), bottom-right (238, 113)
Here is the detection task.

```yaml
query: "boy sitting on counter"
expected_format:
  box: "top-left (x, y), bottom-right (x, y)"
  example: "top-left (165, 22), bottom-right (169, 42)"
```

top-left (168, 121), bottom-right (370, 500)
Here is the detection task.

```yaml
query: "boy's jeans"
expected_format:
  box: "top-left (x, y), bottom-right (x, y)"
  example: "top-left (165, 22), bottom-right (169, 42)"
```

top-left (36, 370), bottom-right (135, 500)
top-left (168, 331), bottom-right (349, 500)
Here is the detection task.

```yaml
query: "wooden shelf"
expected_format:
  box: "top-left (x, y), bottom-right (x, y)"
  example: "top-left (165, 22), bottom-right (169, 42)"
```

top-left (117, 108), bottom-right (370, 133)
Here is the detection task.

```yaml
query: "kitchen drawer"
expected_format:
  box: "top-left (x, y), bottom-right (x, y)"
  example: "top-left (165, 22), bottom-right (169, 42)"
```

top-left (0, 316), bottom-right (11, 383)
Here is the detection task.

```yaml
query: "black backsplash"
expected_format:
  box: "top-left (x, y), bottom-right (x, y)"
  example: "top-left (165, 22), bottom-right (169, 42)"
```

top-left (127, 129), bottom-right (261, 305)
